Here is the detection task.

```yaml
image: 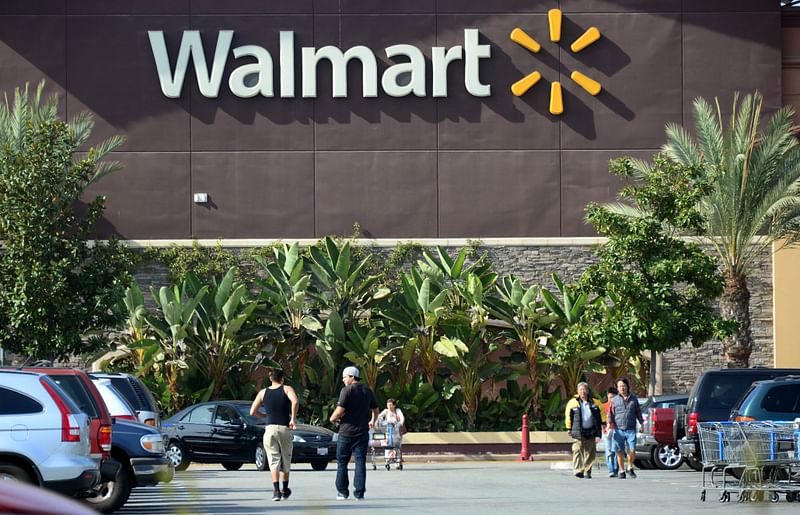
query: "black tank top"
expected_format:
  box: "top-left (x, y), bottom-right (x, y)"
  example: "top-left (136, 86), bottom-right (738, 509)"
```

top-left (261, 385), bottom-right (291, 426)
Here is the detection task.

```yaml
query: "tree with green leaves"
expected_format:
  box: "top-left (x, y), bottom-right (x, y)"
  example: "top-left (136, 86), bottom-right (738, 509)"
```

top-left (579, 154), bottom-right (734, 365)
top-left (660, 92), bottom-right (800, 367)
top-left (0, 81), bottom-right (133, 360)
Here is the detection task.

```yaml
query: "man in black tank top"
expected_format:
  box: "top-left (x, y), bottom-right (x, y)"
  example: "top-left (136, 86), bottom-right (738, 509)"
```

top-left (250, 369), bottom-right (298, 501)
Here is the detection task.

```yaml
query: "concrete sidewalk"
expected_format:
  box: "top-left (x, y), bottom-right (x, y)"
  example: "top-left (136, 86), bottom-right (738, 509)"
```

top-left (399, 452), bottom-right (571, 463)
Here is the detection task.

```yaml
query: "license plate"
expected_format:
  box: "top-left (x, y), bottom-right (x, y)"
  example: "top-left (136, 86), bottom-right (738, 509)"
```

top-left (317, 447), bottom-right (328, 456)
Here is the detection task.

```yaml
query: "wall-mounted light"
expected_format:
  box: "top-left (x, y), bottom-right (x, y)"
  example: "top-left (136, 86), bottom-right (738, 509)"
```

top-left (193, 193), bottom-right (208, 204)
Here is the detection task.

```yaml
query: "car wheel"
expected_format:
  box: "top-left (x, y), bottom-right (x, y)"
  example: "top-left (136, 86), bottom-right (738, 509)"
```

top-left (222, 462), bottom-right (243, 471)
top-left (652, 444), bottom-right (684, 470)
top-left (0, 463), bottom-right (31, 483)
top-left (83, 463), bottom-right (132, 514)
top-left (311, 460), bottom-right (328, 471)
top-left (167, 441), bottom-right (190, 472)
top-left (254, 445), bottom-right (269, 472)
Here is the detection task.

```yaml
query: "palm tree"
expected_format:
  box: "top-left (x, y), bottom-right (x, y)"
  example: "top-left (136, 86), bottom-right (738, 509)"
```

top-left (0, 81), bottom-right (124, 186)
top-left (654, 92), bottom-right (800, 367)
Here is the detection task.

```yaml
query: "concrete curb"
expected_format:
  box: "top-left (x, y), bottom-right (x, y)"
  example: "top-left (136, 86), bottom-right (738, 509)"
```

top-left (399, 452), bottom-right (571, 463)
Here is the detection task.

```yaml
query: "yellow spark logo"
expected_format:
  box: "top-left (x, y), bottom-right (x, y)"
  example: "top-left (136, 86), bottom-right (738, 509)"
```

top-left (510, 8), bottom-right (602, 115)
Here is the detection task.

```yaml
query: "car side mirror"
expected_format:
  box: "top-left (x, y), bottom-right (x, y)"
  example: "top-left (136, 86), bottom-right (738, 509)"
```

top-left (229, 418), bottom-right (244, 427)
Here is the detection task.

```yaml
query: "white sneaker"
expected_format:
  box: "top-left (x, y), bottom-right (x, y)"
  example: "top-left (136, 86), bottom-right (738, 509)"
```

top-left (336, 493), bottom-right (348, 501)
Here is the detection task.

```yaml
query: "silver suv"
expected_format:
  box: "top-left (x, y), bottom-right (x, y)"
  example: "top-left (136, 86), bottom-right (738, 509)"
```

top-left (89, 372), bottom-right (160, 428)
top-left (0, 370), bottom-right (100, 495)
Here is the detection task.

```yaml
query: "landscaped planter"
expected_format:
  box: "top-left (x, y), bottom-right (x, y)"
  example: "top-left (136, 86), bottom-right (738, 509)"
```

top-left (399, 431), bottom-right (572, 457)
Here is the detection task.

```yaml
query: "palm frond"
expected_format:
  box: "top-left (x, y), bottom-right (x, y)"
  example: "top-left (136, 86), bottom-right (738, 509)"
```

top-left (692, 97), bottom-right (724, 166)
top-left (663, 122), bottom-right (702, 167)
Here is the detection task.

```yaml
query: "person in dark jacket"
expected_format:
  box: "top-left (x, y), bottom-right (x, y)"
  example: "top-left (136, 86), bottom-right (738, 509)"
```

top-left (329, 366), bottom-right (379, 501)
top-left (250, 368), bottom-right (298, 501)
top-left (607, 377), bottom-right (644, 479)
top-left (564, 382), bottom-right (605, 479)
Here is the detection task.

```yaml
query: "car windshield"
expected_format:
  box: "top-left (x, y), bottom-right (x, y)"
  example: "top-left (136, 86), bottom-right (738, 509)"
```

top-left (234, 404), bottom-right (264, 424)
top-left (106, 377), bottom-right (144, 410)
top-left (695, 374), bottom-right (774, 411)
top-left (761, 384), bottom-right (800, 413)
top-left (45, 374), bottom-right (99, 418)
top-left (92, 379), bottom-right (137, 418)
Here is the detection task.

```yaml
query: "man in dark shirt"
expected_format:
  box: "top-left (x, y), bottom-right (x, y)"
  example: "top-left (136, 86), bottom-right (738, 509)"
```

top-left (329, 366), bottom-right (379, 501)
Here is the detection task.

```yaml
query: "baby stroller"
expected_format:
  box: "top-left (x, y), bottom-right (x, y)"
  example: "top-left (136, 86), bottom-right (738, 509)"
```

top-left (370, 422), bottom-right (404, 470)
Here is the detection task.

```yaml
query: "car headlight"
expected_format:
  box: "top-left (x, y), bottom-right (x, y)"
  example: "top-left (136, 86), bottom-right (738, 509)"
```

top-left (292, 434), bottom-right (307, 443)
top-left (141, 434), bottom-right (165, 454)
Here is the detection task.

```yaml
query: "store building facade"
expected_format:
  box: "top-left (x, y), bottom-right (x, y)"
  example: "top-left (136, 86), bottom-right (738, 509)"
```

top-left (1, 1), bottom-right (796, 388)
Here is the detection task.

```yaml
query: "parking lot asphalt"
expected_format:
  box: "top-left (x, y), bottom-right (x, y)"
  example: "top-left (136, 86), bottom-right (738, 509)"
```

top-left (117, 462), bottom-right (800, 514)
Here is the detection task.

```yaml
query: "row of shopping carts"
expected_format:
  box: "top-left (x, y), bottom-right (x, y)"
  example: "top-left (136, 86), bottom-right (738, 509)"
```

top-left (698, 420), bottom-right (800, 503)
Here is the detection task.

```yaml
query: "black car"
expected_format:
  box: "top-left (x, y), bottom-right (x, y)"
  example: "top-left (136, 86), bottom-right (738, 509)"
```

top-left (163, 401), bottom-right (337, 472)
top-left (731, 375), bottom-right (800, 422)
top-left (677, 367), bottom-right (800, 470)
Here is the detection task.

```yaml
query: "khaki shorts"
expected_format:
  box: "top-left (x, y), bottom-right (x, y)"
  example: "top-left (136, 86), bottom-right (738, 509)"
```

top-left (263, 425), bottom-right (293, 472)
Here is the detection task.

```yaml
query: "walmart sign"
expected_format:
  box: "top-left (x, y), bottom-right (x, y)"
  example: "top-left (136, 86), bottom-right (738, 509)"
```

top-left (148, 29), bottom-right (492, 99)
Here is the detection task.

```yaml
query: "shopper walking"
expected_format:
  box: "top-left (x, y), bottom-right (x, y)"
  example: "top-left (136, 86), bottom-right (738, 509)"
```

top-left (249, 368), bottom-right (298, 501)
top-left (602, 386), bottom-right (619, 477)
top-left (376, 398), bottom-right (406, 466)
top-left (564, 381), bottom-right (604, 479)
top-left (329, 366), bottom-right (379, 501)
top-left (607, 377), bottom-right (644, 479)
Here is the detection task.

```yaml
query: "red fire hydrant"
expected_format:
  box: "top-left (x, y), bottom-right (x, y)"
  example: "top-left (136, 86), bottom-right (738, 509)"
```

top-left (520, 414), bottom-right (530, 461)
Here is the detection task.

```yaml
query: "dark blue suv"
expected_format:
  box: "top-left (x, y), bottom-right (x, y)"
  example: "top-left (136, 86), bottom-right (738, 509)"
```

top-left (84, 419), bottom-right (173, 513)
top-left (731, 376), bottom-right (800, 422)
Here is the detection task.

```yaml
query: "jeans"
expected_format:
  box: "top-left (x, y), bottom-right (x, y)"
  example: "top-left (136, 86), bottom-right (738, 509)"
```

top-left (335, 432), bottom-right (369, 498)
top-left (604, 434), bottom-right (618, 475)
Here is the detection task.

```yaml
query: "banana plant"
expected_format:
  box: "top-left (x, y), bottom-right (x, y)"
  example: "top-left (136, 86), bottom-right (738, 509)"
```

top-left (435, 272), bottom-right (503, 429)
top-left (254, 244), bottom-right (322, 385)
top-left (306, 236), bottom-right (388, 328)
top-left (381, 373), bottom-right (441, 431)
top-left (143, 280), bottom-right (207, 412)
top-left (486, 275), bottom-right (557, 418)
top-left (122, 283), bottom-right (149, 343)
top-left (378, 269), bottom-right (449, 385)
top-left (540, 273), bottom-right (605, 392)
top-left (341, 325), bottom-right (398, 392)
top-left (434, 335), bottom-right (501, 430)
top-left (114, 283), bottom-right (160, 374)
top-left (185, 267), bottom-right (259, 401)
top-left (417, 246), bottom-right (498, 311)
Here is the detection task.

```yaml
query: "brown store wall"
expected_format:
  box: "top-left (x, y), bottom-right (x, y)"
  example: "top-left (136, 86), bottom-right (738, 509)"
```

top-left (0, 1), bottom-right (781, 239)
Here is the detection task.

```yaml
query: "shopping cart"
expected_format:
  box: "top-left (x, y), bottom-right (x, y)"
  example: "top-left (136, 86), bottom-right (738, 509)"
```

top-left (369, 422), bottom-right (403, 471)
top-left (698, 421), bottom-right (800, 503)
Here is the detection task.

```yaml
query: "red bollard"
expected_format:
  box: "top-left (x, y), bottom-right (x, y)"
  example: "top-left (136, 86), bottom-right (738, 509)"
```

top-left (519, 414), bottom-right (530, 461)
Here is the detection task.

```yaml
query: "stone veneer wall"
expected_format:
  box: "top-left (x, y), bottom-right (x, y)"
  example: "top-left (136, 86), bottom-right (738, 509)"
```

top-left (131, 243), bottom-right (773, 395)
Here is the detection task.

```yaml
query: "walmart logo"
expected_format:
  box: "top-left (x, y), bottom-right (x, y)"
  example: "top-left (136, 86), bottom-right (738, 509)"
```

top-left (510, 8), bottom-right (602, 115)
